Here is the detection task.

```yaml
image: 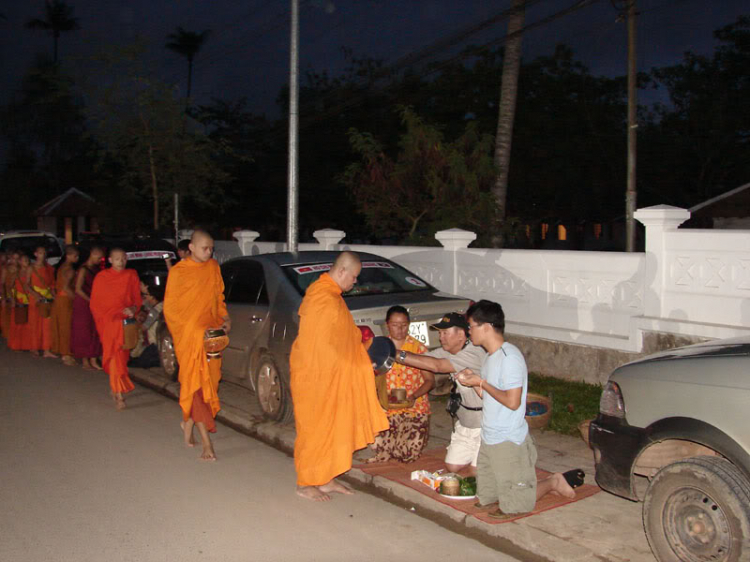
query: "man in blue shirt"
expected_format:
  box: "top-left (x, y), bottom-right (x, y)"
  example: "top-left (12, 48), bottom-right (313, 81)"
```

top-left (457, 300), bottom-right (577, 518)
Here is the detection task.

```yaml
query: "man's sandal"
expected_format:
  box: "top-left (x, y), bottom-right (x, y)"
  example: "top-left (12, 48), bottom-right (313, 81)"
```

top-left (487, 508), bottom-right (523, 520)
top-left (562, 468), bottom-right (585, 489)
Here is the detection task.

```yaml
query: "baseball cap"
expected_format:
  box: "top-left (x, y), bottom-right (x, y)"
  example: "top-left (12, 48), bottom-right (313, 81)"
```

top-left (430, 312), bottom-right (468, 330)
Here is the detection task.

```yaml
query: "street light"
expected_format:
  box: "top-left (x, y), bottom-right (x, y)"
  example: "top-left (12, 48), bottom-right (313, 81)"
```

top-left (287, 0), bottom-right (299, 254)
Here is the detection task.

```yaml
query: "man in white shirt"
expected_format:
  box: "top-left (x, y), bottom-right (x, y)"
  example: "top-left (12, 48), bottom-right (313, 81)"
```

top-left (457, 300), bottom-right (578, 518)
top-left (394, 312), bottom-right (486, 475)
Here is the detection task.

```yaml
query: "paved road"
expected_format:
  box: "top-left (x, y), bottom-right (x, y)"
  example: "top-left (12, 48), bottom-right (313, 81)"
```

top-left (0, 346), bottom-right (518, 562)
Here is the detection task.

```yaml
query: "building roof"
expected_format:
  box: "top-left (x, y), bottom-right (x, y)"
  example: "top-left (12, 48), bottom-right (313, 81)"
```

top-left (34, 188), bottom-right (101, 217)
top-left (690, 182), bottom-right (750, 218)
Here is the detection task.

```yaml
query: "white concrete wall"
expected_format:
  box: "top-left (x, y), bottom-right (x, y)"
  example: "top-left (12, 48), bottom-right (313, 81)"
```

top-left (219, 205), bottom-right (750, 354)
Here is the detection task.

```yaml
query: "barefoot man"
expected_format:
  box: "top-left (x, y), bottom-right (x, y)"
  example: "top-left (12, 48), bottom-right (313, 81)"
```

top-left (90, 248), bottom-right (141, 410)
top-left (290, 251), bottom-right (388, 501)
top-left (49, 245), bottom-right (79, 366)
top-left (456, 300), bottom-right (579, 519)
top-left (164, 230), bottom-right (230, 461)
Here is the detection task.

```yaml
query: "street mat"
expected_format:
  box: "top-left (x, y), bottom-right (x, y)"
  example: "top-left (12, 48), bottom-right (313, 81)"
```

top-left (353, 448), bottom-right (600, 524)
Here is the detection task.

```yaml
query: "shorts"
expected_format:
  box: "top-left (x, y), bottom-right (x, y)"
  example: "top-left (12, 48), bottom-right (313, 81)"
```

top-left (477, 434), bottom-right (537, 514)
top-left (445, 420), bottom-right (482, 467)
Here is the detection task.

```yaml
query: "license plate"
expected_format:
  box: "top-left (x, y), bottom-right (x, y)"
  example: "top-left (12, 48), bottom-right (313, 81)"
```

top-left (409, 321), bottom-right (429, 346)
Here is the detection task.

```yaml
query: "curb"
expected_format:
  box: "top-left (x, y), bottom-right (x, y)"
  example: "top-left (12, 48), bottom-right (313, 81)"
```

top-left (129, 368), bottom-right (602, 562)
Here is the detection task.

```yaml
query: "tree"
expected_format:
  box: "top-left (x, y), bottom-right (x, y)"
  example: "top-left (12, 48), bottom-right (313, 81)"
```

top-left (165, 27), bottom-right (210, 100)
top-left (492, 0), bottom-right (526, 243)
top-left (85, 43), bottom-right (230, 231)
top-left (342, 107), bottom-right (497, 244)
top-left (25, 0), bottom-right (80, 63)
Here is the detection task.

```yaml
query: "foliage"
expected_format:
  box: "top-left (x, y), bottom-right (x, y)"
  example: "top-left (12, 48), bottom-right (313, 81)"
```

top-left (342, 106), bottom-right (498, 244)
top-left (528, 373), bottom-right (602, 436)
top-left (165, 27), bottom-right (211, 99)
top-left (84, 43), bottom-right (231, 230)
top-left (25, 0), bottom-right (80, 62)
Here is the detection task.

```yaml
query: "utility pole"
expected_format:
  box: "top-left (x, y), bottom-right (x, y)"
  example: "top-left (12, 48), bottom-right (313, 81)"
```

top-left (287, 0), bottom-right (300, 254)
top-left (625, 0), bottom-right (637, 252)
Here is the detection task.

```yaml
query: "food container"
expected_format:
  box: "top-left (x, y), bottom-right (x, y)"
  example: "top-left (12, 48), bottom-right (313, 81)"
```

top-left (368, 336), bottom-right (395, 375)
top-left (411, 469), bottom-right (452, 491)
top-left (439, 477), bottom-right (460, 496)
top-left (525, 392), bottom-right (553, 429)
top-left (14, 304), bottom-right (28, 325)
top-left (122, 318), bottom-right (139, 350)
top-left (38, 298), bottom-right (53, 318)
top-left (204, 328), bottom-right (229, 360)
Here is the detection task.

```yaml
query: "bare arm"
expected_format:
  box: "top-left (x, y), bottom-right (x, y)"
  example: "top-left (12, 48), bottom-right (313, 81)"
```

top-left (456, 369), bottom-right (523, 411)
top-left (62, 267), bottom-right (76, 298)
top-left (408, 370), bottom-right (435, 402)
top-left (399, 351), bottom-right (455, 374)
top-left (74, 268), bottom-right (89, 302)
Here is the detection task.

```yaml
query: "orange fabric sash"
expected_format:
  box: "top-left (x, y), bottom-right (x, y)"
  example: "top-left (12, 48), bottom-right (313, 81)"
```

top-left (163, 258), bottom-right (227, 422)
top-left (290, 273), bottom-right (388, 486)
top-left (90, 268), bottom-right (141, 393)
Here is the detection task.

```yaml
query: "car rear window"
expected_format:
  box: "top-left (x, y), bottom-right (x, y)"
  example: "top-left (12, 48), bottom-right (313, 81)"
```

top-left (0, 235), bottom-right (61, 258)
top-left (283, 260), bottom-right (434, 296)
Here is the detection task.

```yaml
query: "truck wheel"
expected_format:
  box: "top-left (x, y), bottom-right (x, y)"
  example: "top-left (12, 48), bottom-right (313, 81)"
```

top-left (643, 456), bottom-right (750, 562)
top-left (158, 325), bottom-right (179, 381)
top-left (253, 352), bottom-right (293, 424)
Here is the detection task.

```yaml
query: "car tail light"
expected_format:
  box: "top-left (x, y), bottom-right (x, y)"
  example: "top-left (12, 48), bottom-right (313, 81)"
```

top-left (358, 325), bottom-right (375, 343)
top-left (599, 381), bottom-right (626, 418)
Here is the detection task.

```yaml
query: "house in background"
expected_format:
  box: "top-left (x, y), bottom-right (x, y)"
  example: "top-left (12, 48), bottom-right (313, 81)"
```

top-left (687, 182), bottom-right (750, 229)
top-left (35, 188), bottom-right (103, 244)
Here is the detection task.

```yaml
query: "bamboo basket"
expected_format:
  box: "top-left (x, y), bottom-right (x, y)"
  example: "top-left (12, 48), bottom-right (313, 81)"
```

top-left (525, 392), bottom-right (552, 430)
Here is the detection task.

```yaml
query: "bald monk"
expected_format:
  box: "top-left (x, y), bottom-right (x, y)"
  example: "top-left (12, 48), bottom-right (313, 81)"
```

top-left (49, 245), bottom-right (80, 365)
top-left (290, 251), bottom-right (389, 501)
top-left (164, 230), bottom-right (230, 461)
top-left (90, 248), bottom-right (141, 410)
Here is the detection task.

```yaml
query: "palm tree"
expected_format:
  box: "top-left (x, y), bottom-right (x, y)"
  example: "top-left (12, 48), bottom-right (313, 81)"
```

top-left (165, 27), bottom-right (210, 100)
top-left (492, 0), bottom-right (526, 245)
top-left (26, 0), bottom-right (80, 63)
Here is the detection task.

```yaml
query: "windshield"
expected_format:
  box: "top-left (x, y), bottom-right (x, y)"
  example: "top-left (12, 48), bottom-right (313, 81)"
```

top-left (0, 235), bottom-right (61, 258)
top-left (283, 260), bottom-right (434, 297)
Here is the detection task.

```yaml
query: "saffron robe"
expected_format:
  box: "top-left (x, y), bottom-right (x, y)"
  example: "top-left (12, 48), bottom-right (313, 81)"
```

top-left (1, 267), bottom-right (15, 339)
top-left (90, 268), bottom-right (141, 394)
top-left (28, 264), bottom-right (55, 351)
top-left (8, 274), bottom-right (29, 351)
top-left (163, 258), bottom-right (227, 427)
top-left (71, 265), bottom-right (102, 359)
top-left (49, 264), bottom-right (75, 356)
top-left (290, 273), bottom-right (388, 487)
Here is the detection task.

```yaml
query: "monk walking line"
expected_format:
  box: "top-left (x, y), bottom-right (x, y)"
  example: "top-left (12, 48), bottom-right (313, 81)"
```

top-left (163, 230), bottom-right (230, 462)
top-left (290, 251), bottom-right (389, 501)
top-left (90, 248), bottom-right (142, 410)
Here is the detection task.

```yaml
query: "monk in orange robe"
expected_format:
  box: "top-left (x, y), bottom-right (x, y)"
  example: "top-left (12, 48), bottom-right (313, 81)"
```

top-left (290, 251), bottom-right (388, 501)
top-left (164, 230), bottom-right (230, 461)
top-left (90, 248), bottom-right (141, 410)
top-left (49, 246), bottom-right (79, 365)
top-left (13, 254), bottom-right (34, 351)
top-left (0, 251), bottom-right (16, 340)
top-left (28, 245), bottom-right (56, 357)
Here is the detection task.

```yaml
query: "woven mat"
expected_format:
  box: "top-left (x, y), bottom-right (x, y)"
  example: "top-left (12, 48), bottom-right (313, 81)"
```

top-left (353, 448), bottom-right (600, 524)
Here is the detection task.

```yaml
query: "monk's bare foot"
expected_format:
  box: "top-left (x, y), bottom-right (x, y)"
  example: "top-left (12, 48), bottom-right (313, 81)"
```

top-left (30, 350), bottom-right (41, 357)
top-left (199, 445), bottom-right (216, 461)
top-left (62, 355), bottom-right (76, 367)
top-left (112, 392), bottom-right (126, 411)
top-left (82, 359), bottom-right (95, 371)
top-left (42, 351), bottom-right (56, 359)
top-left (318, 479), bottom-right (354, 496)
top-left (548, 473), bottom-right (576, 499)
top-left (296, 486), bottom-right (331, 502)
top-left (91, 358), bottom-right (103, 370)
top-left (181, 421), bottom-right (196, 447)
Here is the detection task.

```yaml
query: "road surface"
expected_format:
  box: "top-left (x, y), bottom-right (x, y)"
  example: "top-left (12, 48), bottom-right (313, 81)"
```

top-left (0, 345), bottom-right (518, 562)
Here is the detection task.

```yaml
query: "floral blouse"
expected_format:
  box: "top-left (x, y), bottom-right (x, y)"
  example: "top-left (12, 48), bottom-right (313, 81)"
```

top-left (386, 335), bottom-right (430, 417)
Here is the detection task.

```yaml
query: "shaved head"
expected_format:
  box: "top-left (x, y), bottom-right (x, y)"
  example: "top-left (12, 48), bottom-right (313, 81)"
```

top-left (189, 229), bottom-right (215, 263)
top-left (330, 251), bottom-right (361, 292)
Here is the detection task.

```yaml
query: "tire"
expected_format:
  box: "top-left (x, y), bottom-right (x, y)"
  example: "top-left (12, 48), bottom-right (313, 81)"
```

top-left (643, 456), bottom-right (750, 562)
top-left (158, 324), bottom-right (180, 381)
top-left (253, 352), bottom-right (293, 424)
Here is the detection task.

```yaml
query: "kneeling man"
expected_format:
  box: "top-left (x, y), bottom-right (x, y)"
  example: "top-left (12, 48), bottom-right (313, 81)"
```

top-left (457, 300), bottom-right (577, 518)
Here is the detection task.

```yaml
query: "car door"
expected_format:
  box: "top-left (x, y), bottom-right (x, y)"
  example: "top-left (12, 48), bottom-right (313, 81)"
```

top-left (221, 260), bottom-right (270, 383)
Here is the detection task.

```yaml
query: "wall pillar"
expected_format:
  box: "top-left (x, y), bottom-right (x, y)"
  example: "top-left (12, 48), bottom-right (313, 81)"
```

top-left (435, 228), bottom-right (477, 294)
top-left (232, 230), bottom-right (260, 256)
top-left (313, 228), bottom-right (346, 250)
top-left (634, 205), bottom-right (690, 318)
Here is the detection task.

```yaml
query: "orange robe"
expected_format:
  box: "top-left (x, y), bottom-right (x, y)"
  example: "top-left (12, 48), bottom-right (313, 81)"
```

top-left (49, 264), bottom-right (75, 356)
top-left (90, 268), bottom-right (141, 394)
top-left (28, 264), bottom-right (55, 351)
top-left (1, 267), bottom-right (12, 339)
top-left (163, 258), bottom-right (227, 429)
top-left (8, 275), bottom-right (28, 351)
top-left (290, 273), bottom-right (388, 486)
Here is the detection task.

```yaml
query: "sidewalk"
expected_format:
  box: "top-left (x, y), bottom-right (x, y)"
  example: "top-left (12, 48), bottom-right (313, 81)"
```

top-left (131, 367), bottom-right (656, 562)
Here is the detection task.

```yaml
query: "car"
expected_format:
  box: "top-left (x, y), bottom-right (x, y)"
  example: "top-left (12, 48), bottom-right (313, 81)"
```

top-left (589, 336), bottom-right (750, 562)
top-left (157, 251), bottom-right (471, 423)
top-left (0, 230), bottom-right (64, 264)
top-left (76, 234), bottom-right (177, 287)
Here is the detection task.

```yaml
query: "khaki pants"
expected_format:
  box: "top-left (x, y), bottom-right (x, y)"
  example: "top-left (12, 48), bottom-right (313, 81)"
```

top-left (477, 433), bottom-right (537, 514)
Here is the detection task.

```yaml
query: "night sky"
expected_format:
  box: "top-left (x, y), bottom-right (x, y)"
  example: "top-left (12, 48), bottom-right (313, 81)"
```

top-left (1, 0), bottom-right (748, 120)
